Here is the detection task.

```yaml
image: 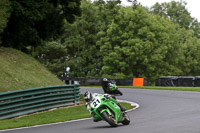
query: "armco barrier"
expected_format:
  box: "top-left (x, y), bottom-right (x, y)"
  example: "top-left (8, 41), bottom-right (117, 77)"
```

top-left (0, 84), bottom-right (80, 120)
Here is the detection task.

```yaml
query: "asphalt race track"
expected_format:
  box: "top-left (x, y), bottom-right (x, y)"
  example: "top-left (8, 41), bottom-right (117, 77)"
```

top-left (1, 87), bottom-right (200, 133)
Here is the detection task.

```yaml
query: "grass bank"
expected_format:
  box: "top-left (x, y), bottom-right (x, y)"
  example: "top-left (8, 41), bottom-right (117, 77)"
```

top-left (0, 47), bottom-right (64, 92)
top-left (0, 100), bottom-right (134, 130)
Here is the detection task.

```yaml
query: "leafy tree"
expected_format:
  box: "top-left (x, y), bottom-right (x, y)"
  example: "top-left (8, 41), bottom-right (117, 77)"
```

top-left (179, 30), bottom-right (200, 75)
top-left (59, 0), bottom-right (122, 77)
top-left (36, 41), bottom-right (68, 76)
top-left (150, 1), bottom-right (200, 38)
top-left (97, 5), bottom-right (197, 83)
top-left (35, 0), bottom-right (102, 77)
top-left (127, 0), bottom-right (140, 9)
top-left (34, 0), bottom-right (200, 84)
top-left (151, 1), bottom-right (192, 29)
top-left (0, 0), bottom-right (10, 45)
top-left (1, 0), bottom-right (81, 51)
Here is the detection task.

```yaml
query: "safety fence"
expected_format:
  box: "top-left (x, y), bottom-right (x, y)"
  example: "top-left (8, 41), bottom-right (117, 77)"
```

top-left (0, 84), bottom-right (80, 120)
top-left (60, 77), bottom-right (149, 86)
top-left (156, 76), bottom-right (200, 87)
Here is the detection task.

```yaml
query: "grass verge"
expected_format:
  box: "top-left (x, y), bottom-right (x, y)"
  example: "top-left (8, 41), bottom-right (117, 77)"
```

top-left (0, 99), bottom-right (134, 130)
top-left (118, 86), bottom-right (200, 92)
top-left (83, 86), bottom-right (200, 92)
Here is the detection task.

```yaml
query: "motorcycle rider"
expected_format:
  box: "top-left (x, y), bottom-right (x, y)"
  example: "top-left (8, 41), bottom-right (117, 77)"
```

top-left (84, 91), bottom-right (126, 121)
top-left (101, 78), bottom-right (123, 95)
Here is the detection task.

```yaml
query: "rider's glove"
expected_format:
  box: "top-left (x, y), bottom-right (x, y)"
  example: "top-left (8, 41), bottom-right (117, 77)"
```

top-left (108, 83), bottom-right (114, 88)
top-left (103, 94), bottom-right (110, 99)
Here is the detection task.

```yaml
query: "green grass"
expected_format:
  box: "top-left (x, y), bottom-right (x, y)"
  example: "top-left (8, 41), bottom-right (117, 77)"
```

top-left (118, 86), bottom-right (200, 92)
top-left (0, 101), bottom-right (134, 130)
top-left (0, 105), bottom-right (90, 130)
top-left (120, 102), bottom-right (134, 110)
top-left (0, 47), bottom-right (64, 92)
top-left (83, 86), bottom-right (200, 92)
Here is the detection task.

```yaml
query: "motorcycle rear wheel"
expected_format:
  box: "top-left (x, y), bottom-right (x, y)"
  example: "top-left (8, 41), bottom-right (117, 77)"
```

top-left (101, 111), bottom-right (118, 127)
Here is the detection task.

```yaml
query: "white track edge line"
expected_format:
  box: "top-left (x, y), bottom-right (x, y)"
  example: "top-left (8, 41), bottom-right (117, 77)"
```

top-left (0, 100), bottom-right (139, 132)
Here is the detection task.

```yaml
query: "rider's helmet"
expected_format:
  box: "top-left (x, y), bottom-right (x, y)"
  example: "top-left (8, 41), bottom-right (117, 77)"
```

top-left (84, 91), bottom-right (93, 102)
top-left (102, 78), bottom-right (108, 82)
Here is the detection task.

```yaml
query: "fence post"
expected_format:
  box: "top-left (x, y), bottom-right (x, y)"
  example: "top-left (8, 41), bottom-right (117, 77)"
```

top-left (74, 85), bottom-right (76, 105)
top-left (73, 84), bottom-right (80, 105)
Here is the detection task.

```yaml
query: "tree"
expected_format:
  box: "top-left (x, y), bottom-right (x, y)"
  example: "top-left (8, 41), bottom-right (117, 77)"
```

top-left (179, 30), bottom-right (200, 75)
top-left (58, 0), bottom-right (122, 77)
top-left (97, 5), bottom-right (196, 83)
top-left (150, 1), bottom-right (200, 38)
top-left (1, 0), bottom-right (81, 51)
top-left (0, 0), bottom-right (10, 45)
top-left (127, 0), bottom-right (140, 9)
top-left (36, 41), bottom-right (68, 76)
top-left (34, 0), bottom-right (200, 84)
top-left (61, 0), bottom-right (103, 77)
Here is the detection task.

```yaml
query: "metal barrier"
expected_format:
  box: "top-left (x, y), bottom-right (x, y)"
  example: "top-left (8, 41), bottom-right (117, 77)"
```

top-left (0, 84), bottom-right (80, 120)
top-left (60, 77), bottom-right (138, 86)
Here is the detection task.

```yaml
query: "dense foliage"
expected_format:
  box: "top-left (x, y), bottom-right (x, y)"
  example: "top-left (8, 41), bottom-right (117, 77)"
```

top-left (0, 0), bottom-right (81, 50)
top-left (150, 1), bottom-right (200, 38)
top-left (1, 0), bottom-right (200, 84)
top-left (33, 0), bottom-right (200, 84)
top-left (0, 0), bottom-right (10, 45)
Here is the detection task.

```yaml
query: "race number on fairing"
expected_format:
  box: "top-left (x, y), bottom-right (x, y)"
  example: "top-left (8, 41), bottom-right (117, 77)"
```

top-left (91, 97), bottom-right (101, 108)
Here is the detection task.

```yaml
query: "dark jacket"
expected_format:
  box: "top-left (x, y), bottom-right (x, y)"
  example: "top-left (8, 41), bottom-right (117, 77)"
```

top-left (101, 79), bottom-right (123, 95)
top-left (101, 79), bottom-right (112, 93)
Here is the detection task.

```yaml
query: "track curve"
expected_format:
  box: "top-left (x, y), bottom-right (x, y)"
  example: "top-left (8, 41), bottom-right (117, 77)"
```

top-left (1, 87), bottom-right (200, 133)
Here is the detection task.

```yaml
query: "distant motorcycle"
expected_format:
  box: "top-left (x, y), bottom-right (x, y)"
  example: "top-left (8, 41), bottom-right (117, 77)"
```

top-left (89, 93), bottom-right (130, 127)
top-left (107, 82), bottom-right (123, 96)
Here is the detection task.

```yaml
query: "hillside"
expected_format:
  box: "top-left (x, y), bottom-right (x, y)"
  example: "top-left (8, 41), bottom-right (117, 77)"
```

top-left (0, 47), bottom-right (65, 92)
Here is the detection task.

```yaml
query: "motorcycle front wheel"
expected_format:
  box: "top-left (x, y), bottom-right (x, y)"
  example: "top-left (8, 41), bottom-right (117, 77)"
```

top-left (101, 111), bottom-right (118, 127)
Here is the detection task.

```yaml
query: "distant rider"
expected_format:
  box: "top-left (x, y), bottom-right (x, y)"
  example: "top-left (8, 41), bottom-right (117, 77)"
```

top-left (84, 91), bottom-right (126, 121)
top-left (101, 78), bottom-right (123, 95)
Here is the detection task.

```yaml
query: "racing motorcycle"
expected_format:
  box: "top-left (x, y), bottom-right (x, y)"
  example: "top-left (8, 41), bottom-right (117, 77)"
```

top-left (108, 82), bottom-right (123, 96)
top-left (108, 82), bottom-right (118, 91)
top-left (89, 93), bottom-right (130, 127)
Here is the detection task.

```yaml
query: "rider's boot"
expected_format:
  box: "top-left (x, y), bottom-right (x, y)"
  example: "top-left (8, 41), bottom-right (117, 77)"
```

top-left (117, 103), bottom-right (126, 112)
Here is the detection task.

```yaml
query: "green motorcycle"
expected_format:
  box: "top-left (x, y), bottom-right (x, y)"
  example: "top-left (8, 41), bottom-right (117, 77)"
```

top-left (109, 83), bottom-right (117, 91)
top-left (89, 93), bottom-right (130, 127)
